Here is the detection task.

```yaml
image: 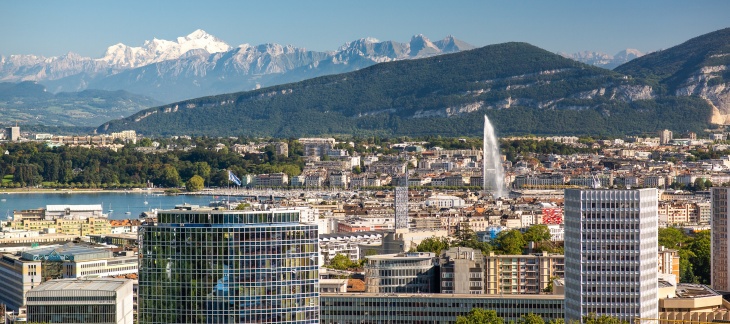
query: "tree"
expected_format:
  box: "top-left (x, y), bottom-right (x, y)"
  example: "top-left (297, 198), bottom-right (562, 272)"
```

top-left (328, 254), bottom-right (357, 271)
top-left (582, 313), bottom-right (627, 324)
top-left (517, 313), bottom-right (545, 324)
top-left (687, 230), bottom-right (710, 284)
top-left (157, 165), bottom-right (182, 188)
top-left (455, 308), bottom-right (503, 324)
top-left (417, 236), bottom-right (451, 255)
top-left (185, 175), bottom-right (205, 192)
top-left (524, 224), bottom-right (552, 243)
top-left (493, 229), bottom-right (526, 255)
top-left (658, 227), bottom-right (687, 249)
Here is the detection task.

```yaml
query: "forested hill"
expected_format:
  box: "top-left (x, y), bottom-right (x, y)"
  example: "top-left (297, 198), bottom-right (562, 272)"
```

top-left (614, 27), bottom-right (730, 125)
top-left (98, 41), bottom-right (714, 137)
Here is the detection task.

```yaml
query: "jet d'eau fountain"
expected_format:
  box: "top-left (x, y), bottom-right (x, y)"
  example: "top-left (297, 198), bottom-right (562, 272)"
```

top-left (483, 114), bottom-right (506, 198)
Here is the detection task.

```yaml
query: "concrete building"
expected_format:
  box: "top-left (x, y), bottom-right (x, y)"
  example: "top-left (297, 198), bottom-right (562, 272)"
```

top-left (299, 138), bottom-right (336, 157)
top-left (564, 188), bottom-right (659, 323)
top-left (439, 247), bottom-right (486, 294)
top-left (658, 246), bottom-right (681, 280)
top-left (484, 252), bottom-right (564, 295)
top-left (712, 187), bottom-right (730, 292)
top-left (138, 207), bottom-right (319, 323)
top-left (364, 252), bottom-right (438, 293)
top-left (6, 126), bottom-right (20, 141)
top-left (0, 243), bottom-right (137, 311)
top-left (26, 278), bottom-right (134, 324)
top-left (320, 293), bottom-right (564, 323)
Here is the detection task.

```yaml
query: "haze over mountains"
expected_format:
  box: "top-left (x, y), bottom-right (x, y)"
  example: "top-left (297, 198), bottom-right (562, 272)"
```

top-left (0, 30), bottom-right (475, 103)
top-left (560, 49), bottom-right (644, 69)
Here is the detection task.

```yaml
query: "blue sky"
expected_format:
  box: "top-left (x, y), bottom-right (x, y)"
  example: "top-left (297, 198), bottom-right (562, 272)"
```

top-left (2, 0), bottom-right (729, 57)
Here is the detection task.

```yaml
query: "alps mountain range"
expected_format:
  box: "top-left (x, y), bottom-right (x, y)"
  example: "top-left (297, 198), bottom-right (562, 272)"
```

top-left (0, 30), bottom-right (475, 102)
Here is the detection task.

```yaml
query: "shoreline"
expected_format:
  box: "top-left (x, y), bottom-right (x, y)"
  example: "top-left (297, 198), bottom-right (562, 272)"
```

top-left (0, 188), bottom-right (169, 195)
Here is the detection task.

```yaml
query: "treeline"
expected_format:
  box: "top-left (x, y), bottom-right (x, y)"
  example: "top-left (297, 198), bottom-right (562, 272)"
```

top-left (417, 224), bottom-right (562, 257)
top-left (0, 141), bottom-right (303, 189)
top-left (659, 228), bottom-right (710, 284)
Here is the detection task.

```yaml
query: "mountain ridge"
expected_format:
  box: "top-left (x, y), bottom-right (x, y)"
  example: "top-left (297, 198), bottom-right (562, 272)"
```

top-left (97, 41), bottom-right (713, 138)
top-left (0, 31), bottom-right (475, 102)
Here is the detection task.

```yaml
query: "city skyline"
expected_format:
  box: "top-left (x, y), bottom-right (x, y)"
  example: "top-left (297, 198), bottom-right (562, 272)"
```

top-left (1, 1), bottom-right (729, 57)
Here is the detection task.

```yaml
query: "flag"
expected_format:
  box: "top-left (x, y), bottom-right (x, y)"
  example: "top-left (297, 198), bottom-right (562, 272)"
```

top-left (228, 170), bottom-right (242, 186)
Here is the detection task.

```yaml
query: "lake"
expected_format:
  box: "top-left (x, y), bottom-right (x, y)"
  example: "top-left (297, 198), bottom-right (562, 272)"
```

top-left (0, 192), bottom-right (217, 220)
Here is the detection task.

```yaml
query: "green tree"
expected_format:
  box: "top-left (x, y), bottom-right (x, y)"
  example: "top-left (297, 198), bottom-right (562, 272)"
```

top-left (524, 224), bottom-right (552, 243)
top-left (455, 308), bottom-right (503, 324)
top-left (416, 236), bottom-right (451, 255)
top-left (687, 230), bottom-right (711, 284)
top-left (582, 313), bottom-right (627, 324)
top-left (328, 254), bottom-right (357, 271)
top-left (185, 175), bottom-right (205, 192)
top-left (157, 165), bottom-right (182, 188)
top-left (493, 229), bottom-right (526, 255)
top-left (658, 227), bottom-right (688, 249)
top-left (517, 313), bottom-right (545, 324)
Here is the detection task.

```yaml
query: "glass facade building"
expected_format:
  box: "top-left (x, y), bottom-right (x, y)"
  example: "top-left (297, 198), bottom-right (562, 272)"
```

top-left (138, 208), bottom-right (319, 323)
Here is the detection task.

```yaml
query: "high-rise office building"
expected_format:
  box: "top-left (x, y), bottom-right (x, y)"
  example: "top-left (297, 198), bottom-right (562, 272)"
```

top-left (138, 207), bottom-right (319, 323)
top-left (564, 189), bottom-right (658, 323)
top-left (712, 187), bottom-right (730, 292)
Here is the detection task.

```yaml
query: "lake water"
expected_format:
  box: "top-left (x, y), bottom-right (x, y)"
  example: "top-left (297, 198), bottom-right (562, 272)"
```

top-left (0, 192), bottom-right (217, 220)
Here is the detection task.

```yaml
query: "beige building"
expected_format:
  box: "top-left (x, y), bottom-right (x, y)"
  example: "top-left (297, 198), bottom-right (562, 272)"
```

top-left (10, 217), bottom-right (111, 236)
top-left (658, 246), bottom-right (681, 280)
top-left (712, 187), bottom-right (730, 292)
top-left (659, 283), bottom-right (730, 322)
top-left (484, 252), bottom-right (564, 295)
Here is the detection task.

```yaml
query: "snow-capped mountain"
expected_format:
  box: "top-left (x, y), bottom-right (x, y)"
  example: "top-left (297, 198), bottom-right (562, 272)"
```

top-left (0, 30), bottom-right (474, 102)
top-left (560, 49), bottom-right (644, 69)
top-left (98, 29), bottom-right (231, 68)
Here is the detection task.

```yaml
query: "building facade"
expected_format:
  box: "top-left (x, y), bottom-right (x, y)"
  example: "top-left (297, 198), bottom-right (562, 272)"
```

top-left (439, 247), bottom-right (486, 294)
top-left (320, 293), bottom-right (564, 324)
top-left (484, 252), bottom-right (564, 295)
top-left (138, 208), bottom-right (319, 323)
top-left (364, 252), bottom-right (438, 293)
top-left (26, 278), bottom-right (134, 324)
top-left (712, 187), bottom-right (730, 292)
top-left (564, 188), bottom-right (659, 323)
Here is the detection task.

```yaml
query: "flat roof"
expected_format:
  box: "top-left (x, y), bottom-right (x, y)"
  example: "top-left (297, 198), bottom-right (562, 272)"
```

top-left (674, 284), bottom-right (721, 298)
top-left (321, 292), bottom-right (564, 300)
top-left (21, 243), bottom-right (111, 261)
top-left (28, 278), bottom-right (131, 294)
top-left (46, 205), bottom-right (102, 212)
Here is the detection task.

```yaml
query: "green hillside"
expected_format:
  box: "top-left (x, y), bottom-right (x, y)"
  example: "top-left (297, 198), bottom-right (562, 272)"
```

top-left (615, 27), bottom-right (730, 92)
top-left (0, 81), bottom-right (160, 127)
top-left (98, 42), bottom-right (714, 137)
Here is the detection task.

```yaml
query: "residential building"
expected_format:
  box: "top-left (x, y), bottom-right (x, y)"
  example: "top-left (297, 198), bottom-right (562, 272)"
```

top-left (564, 188), bottom-right (659, 323)
top-left (26, 278), bottom-right (134, 324)
top-left (299, 138), bottom-right (335, 157)
top-left (484, 252), bottom-right (564, 295)
top-left (364, 252), bottom-right (438, 293)
top-left (439, 247), bottom-right (486, 294)
top-left (658, 246), bottom-right (681, 279)
top-left (254, 172), bottom-right (288, 187)
top-left (138, 207), bottom-right (319, 323)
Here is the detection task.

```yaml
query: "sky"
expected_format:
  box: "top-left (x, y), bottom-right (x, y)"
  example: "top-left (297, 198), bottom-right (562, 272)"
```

top-left (1, 0), bottom-right (729, 58)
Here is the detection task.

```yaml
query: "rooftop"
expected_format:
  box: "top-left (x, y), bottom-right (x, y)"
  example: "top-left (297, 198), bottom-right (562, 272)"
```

top-left (21, 243), bottom-right (111, 262)
top-left (27, 278), bottom-right (131, 294)
top-left (674, 284), bottom-right (720, 298)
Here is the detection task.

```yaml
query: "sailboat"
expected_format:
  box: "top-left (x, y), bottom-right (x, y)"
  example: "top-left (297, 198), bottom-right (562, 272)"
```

top-left (108, 203), bottom-right (113, 213)
top-left (125, 205), bottom-right (131, 215)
